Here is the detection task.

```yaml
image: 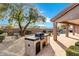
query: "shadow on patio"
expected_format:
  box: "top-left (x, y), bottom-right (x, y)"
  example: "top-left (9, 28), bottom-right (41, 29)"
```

top-left (55, 40), bottom-right (67, 50)
top-left (37, 44), bottom-right (55, 56)
top-left (68, 36), bottom-right (79, 40)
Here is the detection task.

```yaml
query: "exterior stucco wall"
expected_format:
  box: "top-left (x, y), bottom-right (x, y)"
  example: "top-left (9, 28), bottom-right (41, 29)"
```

top-left (75, 25), bottom-right (79, 34)
top-left (55, 5), bottom-right (79, 34)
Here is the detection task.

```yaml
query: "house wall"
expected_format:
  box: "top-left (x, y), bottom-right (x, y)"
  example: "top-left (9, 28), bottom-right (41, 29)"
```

top-left (56, 23), bottom-right (79, 34)
top-left (75, 25), bottom-right (79, 34)
top-left (54, 5), bottom-right (79, 34)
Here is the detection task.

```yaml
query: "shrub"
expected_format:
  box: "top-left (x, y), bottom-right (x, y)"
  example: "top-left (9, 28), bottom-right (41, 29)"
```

top-left (25, 30), bottom-right (32, 34)
top-left (66, 45), bottom-right (79, 56)
top-left (14, 33), bottom-right (19, 39)
top-left (0, 35), bottom-right (5, 43)
top-left (75, 42), bottom-right (79, 46)
top-left (43, 30), bottom-right (46, 33)
top-left (0, 30), bottom-right (4, 34)
top-left (8, 32), bottom-right (14, 36)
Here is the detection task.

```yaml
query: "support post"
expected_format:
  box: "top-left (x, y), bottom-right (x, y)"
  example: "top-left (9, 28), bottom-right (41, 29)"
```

top-left (53, 22), bottom-right (57, 41)
top-left (73, 25), bottom-right (75, 35)
top-left (66, 24), bottom-right (69, 37)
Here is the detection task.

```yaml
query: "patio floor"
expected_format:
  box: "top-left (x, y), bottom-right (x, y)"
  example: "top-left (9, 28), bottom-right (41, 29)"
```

top-left (37, 33), bottom-right (79, 56)
top-left (0, 36), bottom-right (16, 51)
top-left (0, 33), bottom-right (78, 56)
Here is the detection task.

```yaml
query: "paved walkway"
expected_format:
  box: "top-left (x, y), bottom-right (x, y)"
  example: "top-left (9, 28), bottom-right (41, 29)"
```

top-left (0, 36), bottom-right (25, 56)
top-left (37, 44), bottom-right (55, 56)
top-left (0, 33), bottom-right (78, 56)
top-left (37, 33), bottom-right (79, 56)
top-left (0, 36), bottom-right (16, 51)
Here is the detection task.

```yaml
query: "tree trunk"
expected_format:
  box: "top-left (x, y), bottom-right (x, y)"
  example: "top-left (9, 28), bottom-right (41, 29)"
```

top-left (18, 18), bottom-right (31, 36)
top-left (19, 30), bottom-right (24, 36)
top-left (18, 21), bottom-right (24, 36)
top-left (22, 21), bottom-right (30, 35)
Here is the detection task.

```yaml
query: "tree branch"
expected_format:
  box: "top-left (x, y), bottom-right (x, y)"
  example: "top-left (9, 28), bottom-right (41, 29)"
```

top-left (18, 21), bottom-right (22, 31)
top-left (23, 21), bottom-right (30, 33)
top-left (17, 10), bottom-right (23, 31)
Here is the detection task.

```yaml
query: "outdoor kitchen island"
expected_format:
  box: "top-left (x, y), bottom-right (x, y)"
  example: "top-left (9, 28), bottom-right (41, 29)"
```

top-left (25, 32), bottom-right (49, 56)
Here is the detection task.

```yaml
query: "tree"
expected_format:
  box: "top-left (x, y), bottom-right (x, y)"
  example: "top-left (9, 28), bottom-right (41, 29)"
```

top-left (0, 4), bottom-right (10, 18)
top-left (6, 23), bottom-right (14, 35)
top-left (0, 3), bottom-right (45, 36)
top-left (8, 4), bottom-right (45, 36)
top-left (0, 4), bottom-right (9, 12)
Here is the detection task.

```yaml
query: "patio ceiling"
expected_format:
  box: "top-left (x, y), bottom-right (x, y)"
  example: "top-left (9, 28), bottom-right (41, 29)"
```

top-left (51, 3), bottom-right (79, 22)
top-left (51, 3), bottom-right (79, 26)
top-left (55, 19), bottom-right (79, 25)
top-left (63, 19), bottom-right (79, 25)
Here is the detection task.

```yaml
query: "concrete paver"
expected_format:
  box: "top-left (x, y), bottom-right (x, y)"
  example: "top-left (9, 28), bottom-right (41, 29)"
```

top-left (0, 36), bottom-right (16, 51)
top-left (37, 33), bottom-right (78, 56)
top-left (0, 33), bottom-right (78, 56)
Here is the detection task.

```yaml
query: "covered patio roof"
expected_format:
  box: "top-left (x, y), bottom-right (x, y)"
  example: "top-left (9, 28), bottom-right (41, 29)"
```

top-left (51, 3), bottom-right (79, 25)
top-left (55, 19), bottom-right (79, 25)
top-left (51, 3), bottom-right (79, 41)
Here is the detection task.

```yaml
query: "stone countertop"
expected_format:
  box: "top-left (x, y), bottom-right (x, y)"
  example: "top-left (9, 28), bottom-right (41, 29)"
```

top-left (44, 33), bottom-right (49, 36)
top-left (25, 33), bottom-right (49, 41)
top-left (25, 34), bottom-right (39, 41)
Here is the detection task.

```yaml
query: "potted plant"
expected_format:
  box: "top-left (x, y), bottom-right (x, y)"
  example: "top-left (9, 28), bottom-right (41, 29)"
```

top-left (66, 42), bottom-right (79, 56)
top-left (75, 42), bottom-right (79, 46)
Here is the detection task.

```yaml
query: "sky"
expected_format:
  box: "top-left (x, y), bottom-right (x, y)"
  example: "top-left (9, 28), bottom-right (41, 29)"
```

top-left (0, 3), bottom-right (70, 28)
top-left (34, 3), bottom-right (70, 28)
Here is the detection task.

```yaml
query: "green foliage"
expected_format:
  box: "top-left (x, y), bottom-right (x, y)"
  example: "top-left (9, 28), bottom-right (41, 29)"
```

top-left (0, 35), bottom-right (5, 43)
top-left (75, 42), bottom-right (79, 46)
top-left (0, 30), bottom-right (4, 34)
top-left (43, 30), bottom-right (46, 33)
top-left (0, 4), bottom-right (9, 13)
top-left (28, 8), bottom-right (45, 23)
top-left (0, 3), bottom-right (46, 36)
top-left (66, 42), bottom-right (79, 56)
top-left (6, 24), bottom-right (14, 29)
top-left (9, 4), bottom-right (45, 35)
top-left (9, 7), bottom-right (45, 25)
top-left (66, 45), bottom-right (79, 56)
top-left (10, 10), bottom-right (24, 23)
top-left (8, 32), bottom-right (14, 36)
top-left (25, 30), bottom-right (32, 34)
top-left (0, 4), bottom-right (10, 19)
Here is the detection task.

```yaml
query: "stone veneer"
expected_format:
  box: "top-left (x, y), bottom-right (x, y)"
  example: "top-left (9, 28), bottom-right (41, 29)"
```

top-left (25, 34), bottom-right (49, 56)
top-left (25, 38), bottom-right (40, 56)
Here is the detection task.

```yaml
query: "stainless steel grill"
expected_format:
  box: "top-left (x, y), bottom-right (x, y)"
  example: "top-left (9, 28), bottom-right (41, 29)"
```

top-left (35, 32), bottom-right (44, 40)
